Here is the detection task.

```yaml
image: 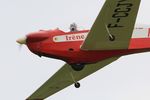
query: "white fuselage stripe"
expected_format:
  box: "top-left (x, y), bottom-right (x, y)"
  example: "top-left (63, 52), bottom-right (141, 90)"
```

top-left (53, 28), bottom-right (150, 43)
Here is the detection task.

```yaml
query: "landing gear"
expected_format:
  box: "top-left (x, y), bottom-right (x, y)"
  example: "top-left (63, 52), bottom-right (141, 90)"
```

top-left (69, 66), bottom-right (81, 88)
top-left (71, 64), bottom-right (85, 71)
top-left (74, 82), bottom-right (80, 88)
top-left (109, 34), bottom-right (115, 41)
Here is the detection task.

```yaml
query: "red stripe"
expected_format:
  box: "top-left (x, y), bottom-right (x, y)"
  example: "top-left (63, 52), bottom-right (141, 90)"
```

top-left (129, 38), bottom-right (150, 49)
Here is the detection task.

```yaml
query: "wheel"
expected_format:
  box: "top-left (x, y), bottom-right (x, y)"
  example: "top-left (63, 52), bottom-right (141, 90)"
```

top-left (74, 82), bottom-right (80, 88)
top-left (71, 64), bottom-right (84, 71)
top-left (109, 35), bottom-right (115, 41)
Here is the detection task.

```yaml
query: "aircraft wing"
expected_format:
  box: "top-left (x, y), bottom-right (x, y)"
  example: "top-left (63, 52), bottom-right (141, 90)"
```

top-left (26, 57), bottom-right (120, 100)
top-left (81, 0), bottom-right (141, 50)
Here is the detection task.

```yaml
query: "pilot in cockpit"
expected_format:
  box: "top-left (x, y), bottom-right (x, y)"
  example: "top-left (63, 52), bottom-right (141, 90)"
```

top-left (70, 23), bottom-right (78, 32)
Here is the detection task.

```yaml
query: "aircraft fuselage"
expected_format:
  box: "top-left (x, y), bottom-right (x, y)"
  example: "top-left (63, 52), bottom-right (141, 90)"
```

top-left (26, 28), bottom-right (150, 64)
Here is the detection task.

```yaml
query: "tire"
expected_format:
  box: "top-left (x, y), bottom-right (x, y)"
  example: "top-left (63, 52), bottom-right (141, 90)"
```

top-left (74, 82), bottom-right (80, 88)
top-left (71, 64), bottom-right (84, 71)
top-left (109, 35), bottom-right (115, 41)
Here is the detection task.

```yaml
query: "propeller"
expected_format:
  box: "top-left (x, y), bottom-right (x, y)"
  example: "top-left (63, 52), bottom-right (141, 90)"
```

top-left (16, 36), bottom-right (27, 51)
top-left (16, 37), bottom-right (27, 44)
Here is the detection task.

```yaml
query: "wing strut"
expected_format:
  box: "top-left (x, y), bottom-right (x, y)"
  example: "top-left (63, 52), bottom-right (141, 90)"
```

top-left (68, 66), bottom-right (81, 88)
top-left (105, 24), bottom-right (115, 41)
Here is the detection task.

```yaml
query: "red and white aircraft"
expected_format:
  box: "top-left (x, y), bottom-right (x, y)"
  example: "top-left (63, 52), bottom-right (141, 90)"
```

top-left (16, 0), bottom-right (148, 100)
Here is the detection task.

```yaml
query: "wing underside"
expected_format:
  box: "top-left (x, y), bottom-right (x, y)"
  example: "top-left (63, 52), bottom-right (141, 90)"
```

top-left (81, 0), bottom-right (141, 50)
top-left (26, 57), bottom-right (120, 100)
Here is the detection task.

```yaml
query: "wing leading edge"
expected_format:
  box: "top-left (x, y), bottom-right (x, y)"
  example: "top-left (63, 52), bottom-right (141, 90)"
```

top-left (81, 0), bottom-right (141, 50)
top-left (26, 57), bottom-right (120, 100)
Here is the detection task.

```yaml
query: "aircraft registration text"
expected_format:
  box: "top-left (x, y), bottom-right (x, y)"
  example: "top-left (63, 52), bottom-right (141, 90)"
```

top-left (108, 0), bottom-right (133, 28)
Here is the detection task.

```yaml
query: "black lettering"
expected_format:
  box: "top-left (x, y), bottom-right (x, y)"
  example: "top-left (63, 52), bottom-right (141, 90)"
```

top-left (108, 24), bottom-right (124, 28)
top-left (106, 1), bottom-right (133, 28)
top-left (115, 8), bottom-right (131, 12)
top-left (112, 12), bottom-right (129, 18)
top-left (117, 18), bottom-right (121, 23)
top-left (117, 3), bottom-right (133, 7)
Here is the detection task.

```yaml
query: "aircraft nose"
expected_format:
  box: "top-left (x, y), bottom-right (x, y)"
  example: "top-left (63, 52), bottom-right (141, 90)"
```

top-left (16, 36), bottom-right (27, 45)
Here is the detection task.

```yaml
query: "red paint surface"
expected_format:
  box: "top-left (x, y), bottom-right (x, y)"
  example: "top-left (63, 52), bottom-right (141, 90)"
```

top-left (129, 38), bottom-right (150, 49)
top-left (26, 29), bottom-right (150, 64)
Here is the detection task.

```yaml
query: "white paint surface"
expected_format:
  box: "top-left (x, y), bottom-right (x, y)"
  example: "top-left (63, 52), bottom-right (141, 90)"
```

top-left (53, 33), bottom-right (88, 42)
top-left (132, 28), bottom-right (149, 38)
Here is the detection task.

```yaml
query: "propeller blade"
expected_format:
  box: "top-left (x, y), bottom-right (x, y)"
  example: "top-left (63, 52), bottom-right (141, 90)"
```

top-left (18, 44), bottom-right (23, 51)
